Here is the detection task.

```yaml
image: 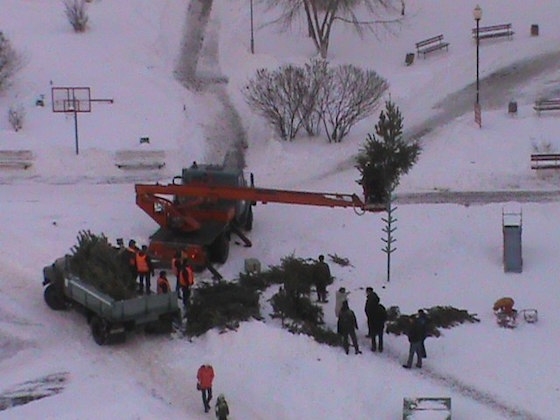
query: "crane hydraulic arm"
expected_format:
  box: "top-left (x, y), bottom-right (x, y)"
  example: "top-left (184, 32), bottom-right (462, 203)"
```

top-left (135, 183), bottom-right (383, 232)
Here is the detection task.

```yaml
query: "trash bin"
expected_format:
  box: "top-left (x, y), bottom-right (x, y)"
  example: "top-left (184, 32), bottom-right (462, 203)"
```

top-left (531, 24), bottom-right (539, 36)
top-left (508, 101), bottom-right (518, 115)
top-left (405, 53), bottom-right (415, 66)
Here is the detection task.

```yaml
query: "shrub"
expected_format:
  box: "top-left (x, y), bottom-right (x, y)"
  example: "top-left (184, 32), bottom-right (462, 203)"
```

top-left (320, 64), bottom-right (388, 143)
top-left (0, 31), bottom-right (21, 92)
top-left (8, 104), bottom-right (25, 132)
top-left (244, 60), bottom-right (387, 143)
top-left (64, 0), bottom-right (89, 32)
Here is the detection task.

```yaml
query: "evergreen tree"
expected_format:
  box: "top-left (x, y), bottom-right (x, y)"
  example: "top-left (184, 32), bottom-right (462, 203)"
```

top-left (69, 230), bottom-right (135, 300)
top-left (355, 101), bottom-right (420, 204)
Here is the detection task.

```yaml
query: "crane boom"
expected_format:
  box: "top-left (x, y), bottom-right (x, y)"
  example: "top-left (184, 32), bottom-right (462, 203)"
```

top-left (135, 183), bottom-right (375, 210)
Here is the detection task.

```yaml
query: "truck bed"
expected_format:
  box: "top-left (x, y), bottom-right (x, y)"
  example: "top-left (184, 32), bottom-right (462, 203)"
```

top-left (65, 276), bottom-right (179, 324)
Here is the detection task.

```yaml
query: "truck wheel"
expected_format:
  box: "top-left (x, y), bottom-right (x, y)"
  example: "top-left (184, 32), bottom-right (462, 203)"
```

top-left (244, 207), bottom-right (253, 231)
top-left (44, 284), bottom-right (66, 310)
top-left (209, 232), bottom-right (230, 264)
top-left (91, 316), bottom-right (110, 346)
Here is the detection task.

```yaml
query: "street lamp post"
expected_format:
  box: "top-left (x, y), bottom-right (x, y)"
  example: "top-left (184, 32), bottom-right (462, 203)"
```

top-left (250, 0), bottom-right (255, 54)
top-left (473, 5), bottom-right (482, 105)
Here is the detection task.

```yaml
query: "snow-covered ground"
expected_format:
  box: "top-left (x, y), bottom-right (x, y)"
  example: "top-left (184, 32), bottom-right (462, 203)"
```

top-left (1, 1), bottom-right (560, 419)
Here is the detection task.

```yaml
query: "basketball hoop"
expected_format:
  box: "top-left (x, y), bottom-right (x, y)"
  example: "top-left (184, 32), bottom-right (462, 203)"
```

top-left (51, 86), bottom-right (112, 155)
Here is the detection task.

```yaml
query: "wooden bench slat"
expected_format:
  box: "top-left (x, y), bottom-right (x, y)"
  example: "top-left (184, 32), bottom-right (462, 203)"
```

top-left (114, 150), bottom-right (166, 170)
top-left (415, 34), bottom-right (449, 58)
top-left (534, 99), bottom-right (560, 114)
top-left (530, 153), bottom-right (560, 170)
top-left (0, 150), bottom-right (34, 170)
top-left (472, 23), bottom-right (513, 40)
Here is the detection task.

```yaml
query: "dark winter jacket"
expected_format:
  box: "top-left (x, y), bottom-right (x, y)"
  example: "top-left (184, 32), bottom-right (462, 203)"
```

top-left (370, 303), bottom-right (388, 332)
top-left (337, 303), bottom-right (358, 335)
top-left (364, 292), bottom-right (380, 318)
top-left (406, 317), bottom-right (424, 343)
top-left (417, 311), bottom-right (429, 339)
top-left (314, 260), bottom-right (331, 287)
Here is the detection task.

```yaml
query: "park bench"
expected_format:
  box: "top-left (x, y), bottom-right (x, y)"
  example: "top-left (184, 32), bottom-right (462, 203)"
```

top-left (472, 23), bottom-right (514, 41)
top-left (115, 150), bottom-right (166, 170)
top-left (530, 153), bottom-right (560, 170)
top-left (533, 98), bottom-right (560, 115)
top-left (415, 34), bottom-right (449, 58)
top-left (0, 150), bottom-right (34, 170)
top-left (403, 397), bottom-right (451, 420)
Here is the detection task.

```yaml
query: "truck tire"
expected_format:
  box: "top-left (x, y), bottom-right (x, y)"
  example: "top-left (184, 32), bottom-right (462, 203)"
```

top-left (209, 232), bottom-right (230, 264)
top-left (91, 316), bottom-right (110, 345)
top-left (43, 284), bottom-right (66, 310)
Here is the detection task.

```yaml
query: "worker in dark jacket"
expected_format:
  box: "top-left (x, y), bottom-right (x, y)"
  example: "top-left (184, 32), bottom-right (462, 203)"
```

top-left (403, 315), bottom-right (424, 369)
top-left (156, 271), bottom-right (170, 294)
top-left (136, 245), bottom-right (154, 294)
top-left (337, 300), bottom-right (362, 355)
top-left (123, 239), bottom-right (139, 281)
top-left (370, 301), bottom-right (388, 353)
top-left (417, 309), bottom-right (429, 358)
top-left (215, 394), bottom-right (229, 420)
top-left (313, 254), bottom-right (331, 303)
top-left (364, 287), bottom-right (380, 337)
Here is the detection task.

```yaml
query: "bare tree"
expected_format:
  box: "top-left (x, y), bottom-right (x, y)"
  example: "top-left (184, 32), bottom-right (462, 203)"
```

top-left (243, 65), bottom-right (308, 141)
top-left (320, 64), bottom-right (388, 142)
top-left (64, 0), bottom-right (89, 32)
top-left (8, 104), bottom-right (25, 132)
top-left (0, 31), bottom-right (22, 92)
top-left (262, 0), bottom-right (402, 58)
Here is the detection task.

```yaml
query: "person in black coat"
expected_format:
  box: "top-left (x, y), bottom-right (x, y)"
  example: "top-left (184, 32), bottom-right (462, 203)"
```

top-left (364, 287), bottom-right (380, 338)
top-left (417, 309), bottom-right (429, 358)
top-left (370, 301), bottom-right (388, 352)
top-left (337, 300), bottom-right (362, 355)
top-left (403, 315), bottom-right (424, 369)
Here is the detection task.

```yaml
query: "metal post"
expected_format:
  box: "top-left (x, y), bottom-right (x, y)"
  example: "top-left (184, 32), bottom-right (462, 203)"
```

top-left (476, 18), bottom-right (480, 105)
top-left (74, 111), bottom-right (79, 155)
top-left (250, 0), bottom-right (255, 54)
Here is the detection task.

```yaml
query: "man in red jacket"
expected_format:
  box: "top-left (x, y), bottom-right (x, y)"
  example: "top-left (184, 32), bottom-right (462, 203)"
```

top-left (197, 364), bottom-right (215, 413)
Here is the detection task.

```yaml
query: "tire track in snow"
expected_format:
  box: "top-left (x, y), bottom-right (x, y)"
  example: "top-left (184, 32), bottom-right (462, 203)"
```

top-left (378, 343), bottom-right (545, 420)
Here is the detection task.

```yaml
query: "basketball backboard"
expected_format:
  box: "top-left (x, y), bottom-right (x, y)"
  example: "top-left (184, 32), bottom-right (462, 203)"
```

top-left (51, 87), bottom-right (91, 113)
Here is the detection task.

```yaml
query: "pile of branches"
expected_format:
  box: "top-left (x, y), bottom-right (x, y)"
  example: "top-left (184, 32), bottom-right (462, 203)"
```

top-left (186, 280), bottom-right (262, 336)
top-left (68, 230), bottom-right (135, 300)
top-left (386, 305), bottom-right (480, 337)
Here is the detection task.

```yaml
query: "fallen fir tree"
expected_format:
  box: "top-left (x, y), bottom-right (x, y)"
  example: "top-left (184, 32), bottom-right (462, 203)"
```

top-left (385, 305), bottom-right (480, 337)
top-left (68, 230), bottom-right (136, 300)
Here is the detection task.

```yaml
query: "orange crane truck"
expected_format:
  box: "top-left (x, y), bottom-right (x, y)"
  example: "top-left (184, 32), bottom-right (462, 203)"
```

top-left (135, 161), bottom-right (382, 278)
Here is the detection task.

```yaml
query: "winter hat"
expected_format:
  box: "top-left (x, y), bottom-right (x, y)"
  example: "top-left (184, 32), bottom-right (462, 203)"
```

top-left (339, 287), bottom-right (346, 292)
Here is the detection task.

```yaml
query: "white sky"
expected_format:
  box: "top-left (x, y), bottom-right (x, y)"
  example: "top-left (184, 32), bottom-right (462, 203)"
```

top-left (1, 1), bottom-right (560, 419)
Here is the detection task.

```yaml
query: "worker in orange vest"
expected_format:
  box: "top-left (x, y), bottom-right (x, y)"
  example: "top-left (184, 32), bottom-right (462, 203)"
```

top-left (179, 261), bottom-right (195, 311)
top-left (171, 250), bottom-right (182, 297)
top-left (156, 271), bottom-right (170, 294)
top-left (196, 363), bottom-right (215, 413)
top-left (136, 245), bottom-right (154, 294)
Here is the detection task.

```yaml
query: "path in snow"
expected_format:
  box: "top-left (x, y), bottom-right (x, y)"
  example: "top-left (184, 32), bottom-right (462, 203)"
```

top-left (175, 0), bottom-right (247, 169)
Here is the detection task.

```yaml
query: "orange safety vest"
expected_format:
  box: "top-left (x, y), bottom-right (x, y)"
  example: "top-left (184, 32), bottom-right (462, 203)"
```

top-left (157, 276), bottom-right (170, 294)
top-left (179, 266), bottom-right (194, 287)
top-left (136, 253), bottom-right (150, 273)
